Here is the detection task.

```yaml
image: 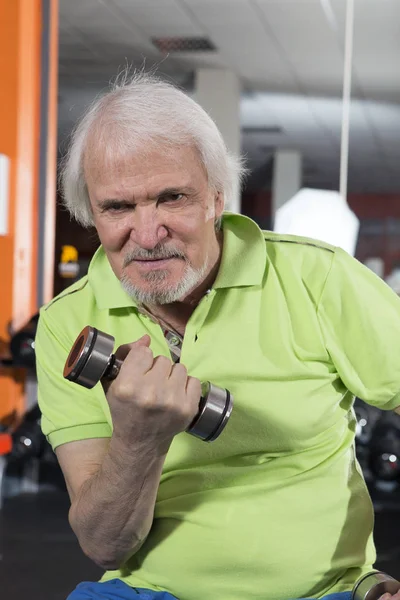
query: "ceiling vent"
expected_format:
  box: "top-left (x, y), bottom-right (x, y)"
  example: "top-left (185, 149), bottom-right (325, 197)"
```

top-left (242, 126), bottom-right (284, 135)
top-left (152, 37), bottom-right (216, 53)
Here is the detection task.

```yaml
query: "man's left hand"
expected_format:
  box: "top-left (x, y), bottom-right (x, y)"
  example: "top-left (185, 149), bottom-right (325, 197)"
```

top-left (379, 591), bottom-right (400, 600)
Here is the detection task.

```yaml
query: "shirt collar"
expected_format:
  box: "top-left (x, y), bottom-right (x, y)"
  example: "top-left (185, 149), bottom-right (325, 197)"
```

top-left (88, 248), bottom-right (137, 310)
top-left (213, 212), bottom-right (266, 289)
top-left (88, 212), bottom-right (267, 310)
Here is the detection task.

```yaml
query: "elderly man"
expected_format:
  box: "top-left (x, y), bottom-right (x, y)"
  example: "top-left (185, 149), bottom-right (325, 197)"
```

top-left (36, 72), bottom-right (400, 600)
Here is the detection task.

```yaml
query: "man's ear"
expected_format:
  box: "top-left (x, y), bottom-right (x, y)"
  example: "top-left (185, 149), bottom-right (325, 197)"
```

top-left (215, 191), bottom-right (224, 217)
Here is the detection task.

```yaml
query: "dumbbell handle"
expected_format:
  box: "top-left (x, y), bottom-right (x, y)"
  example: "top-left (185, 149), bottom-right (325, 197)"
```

top-left (352, 571), bottom-right (400, 600)
top-left (92, 350), bottom-right (231, 441)
top-left (101, 353), bottom-right (123, 382)
top-left (63, 326), bottom-right (233, 442)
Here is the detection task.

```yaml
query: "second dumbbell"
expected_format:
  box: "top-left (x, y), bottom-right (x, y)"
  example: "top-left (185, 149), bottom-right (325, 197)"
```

top-left (352, 571), bottom-right (400, 600)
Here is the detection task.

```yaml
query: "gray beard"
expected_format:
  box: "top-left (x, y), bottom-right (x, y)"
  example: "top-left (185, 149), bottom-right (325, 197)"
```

top-left (120, 261), bottom-right (208, 305)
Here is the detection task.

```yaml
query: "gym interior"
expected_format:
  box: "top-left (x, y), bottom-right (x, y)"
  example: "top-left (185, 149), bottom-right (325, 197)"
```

top-left (1, 1), bottom-right (400, 599)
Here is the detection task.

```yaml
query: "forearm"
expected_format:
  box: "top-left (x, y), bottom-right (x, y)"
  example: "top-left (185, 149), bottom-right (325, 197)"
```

top-left (69, 435), bottom-right (169, 570)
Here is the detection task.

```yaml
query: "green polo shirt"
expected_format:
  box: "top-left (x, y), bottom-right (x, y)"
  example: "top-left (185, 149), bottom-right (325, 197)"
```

top-left (36, 213), bottom-right (400, 600)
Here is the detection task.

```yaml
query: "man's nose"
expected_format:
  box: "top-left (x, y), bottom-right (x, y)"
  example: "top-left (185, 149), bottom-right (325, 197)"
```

top-left (129, 206), bottom-right (168, 249)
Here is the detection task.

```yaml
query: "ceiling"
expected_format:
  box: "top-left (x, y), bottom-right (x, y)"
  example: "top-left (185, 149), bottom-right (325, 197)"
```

top-left (58, 0), bottom-right (400, 194)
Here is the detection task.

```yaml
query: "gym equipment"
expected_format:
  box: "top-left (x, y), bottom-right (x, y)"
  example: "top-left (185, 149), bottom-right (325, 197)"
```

top-left (352, 571), bottom-right (400, 600)
top-left (354, 399), bottom-right (400, 496)
top-left (363, 410), bottom-right (400, 483)
top-left (9, 405), bottom-right (46, 461)
top-left (7, 314), bottom-right (39, 369)
top-left (63, 326), bottom-right (233, 442)
top-left (354, 401), bottom-right (375, 446)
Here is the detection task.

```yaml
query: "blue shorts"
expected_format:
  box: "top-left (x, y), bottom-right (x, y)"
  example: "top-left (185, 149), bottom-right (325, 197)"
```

top-left (66, 578), bottom-right (352, 600)
top-left (66, 580), bottom-right (177, 599)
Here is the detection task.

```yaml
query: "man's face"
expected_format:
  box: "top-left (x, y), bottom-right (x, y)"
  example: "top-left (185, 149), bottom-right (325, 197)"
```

top-left (85, 144), bottom-right (224, 305)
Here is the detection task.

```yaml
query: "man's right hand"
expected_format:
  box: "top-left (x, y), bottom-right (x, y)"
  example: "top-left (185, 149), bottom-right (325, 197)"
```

top-left (106, 335), bottom-right (202, 448)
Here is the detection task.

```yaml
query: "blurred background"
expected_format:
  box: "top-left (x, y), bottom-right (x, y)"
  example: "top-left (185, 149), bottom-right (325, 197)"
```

top-left (1, 0), bottom-right (400, 598)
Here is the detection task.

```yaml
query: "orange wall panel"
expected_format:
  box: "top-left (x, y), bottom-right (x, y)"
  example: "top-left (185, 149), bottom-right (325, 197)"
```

top-left (12, 0), bottom-right (41, 331)
top-left (0, 1), bottom-right (18, 341)
top-left (43, 0), bottom-right (59, 305)
top-left (0, 0), bottom-right (42, 423)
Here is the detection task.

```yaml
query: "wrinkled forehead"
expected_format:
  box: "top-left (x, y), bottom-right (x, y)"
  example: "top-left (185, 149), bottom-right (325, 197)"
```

top-left (82, 124), bottom-right (211, 201)
top-left (83, 118), bottom-right (207, 186)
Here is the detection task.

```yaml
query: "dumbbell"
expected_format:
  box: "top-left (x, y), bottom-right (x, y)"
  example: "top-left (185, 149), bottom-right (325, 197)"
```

top-left (352, 571), bottom-right (400, 600)
top-left (63, 326), bottom-right (233, 442)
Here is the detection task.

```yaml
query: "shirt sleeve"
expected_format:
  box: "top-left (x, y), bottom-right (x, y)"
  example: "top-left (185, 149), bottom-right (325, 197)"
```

top-left (35, 306), bottom-right (112, 450)
top-left (317, 247), bottom-right (400, 410)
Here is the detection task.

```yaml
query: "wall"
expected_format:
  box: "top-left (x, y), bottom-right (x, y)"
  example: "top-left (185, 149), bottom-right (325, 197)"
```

top-left (0, 0), bottom-right (41, 425)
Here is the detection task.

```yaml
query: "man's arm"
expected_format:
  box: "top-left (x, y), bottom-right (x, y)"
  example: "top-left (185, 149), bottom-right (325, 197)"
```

top-left (56, 436), bottom-right (167, 570)
top-left (54, 336), bottom-right (201, 571)
top-left (317, 248), bottom-right (400, 410)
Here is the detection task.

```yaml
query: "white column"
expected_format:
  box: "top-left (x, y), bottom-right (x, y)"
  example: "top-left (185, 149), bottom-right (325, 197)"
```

top-left (272, 150), bottom-right (302, 222)
top-left (195, 69), bottom-right (241, 213)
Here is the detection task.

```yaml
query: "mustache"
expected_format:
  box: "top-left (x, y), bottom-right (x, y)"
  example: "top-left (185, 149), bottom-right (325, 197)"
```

top-left (123, 244), bottom-right (187, 267)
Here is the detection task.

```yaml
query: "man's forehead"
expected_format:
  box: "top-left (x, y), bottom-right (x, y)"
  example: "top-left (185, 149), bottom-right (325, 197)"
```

top-left (85, 138), bottom-right (201, 170)
top-left (85, 144), bottom-right (208, 197)
top-left (94, 176), bottom-right (196, 201)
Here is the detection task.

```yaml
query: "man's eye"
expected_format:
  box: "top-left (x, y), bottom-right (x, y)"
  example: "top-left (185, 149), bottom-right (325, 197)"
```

top-left (103, 202), bottom-right (133, 212)
top-left (161, 194), bottom-right (184, 203)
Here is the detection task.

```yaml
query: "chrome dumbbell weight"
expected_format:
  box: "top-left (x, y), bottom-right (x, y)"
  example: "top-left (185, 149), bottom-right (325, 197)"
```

top-left (352, 571), bottom-right (400, 600)
top-left (63, 326), bottom-right (233, 442)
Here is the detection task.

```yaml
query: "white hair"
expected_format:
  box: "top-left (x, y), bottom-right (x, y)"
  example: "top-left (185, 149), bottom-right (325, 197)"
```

top-left (60, 70), bottom-right (247, 227)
